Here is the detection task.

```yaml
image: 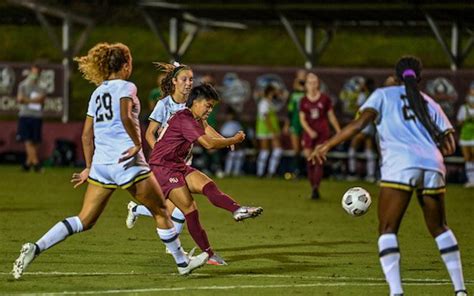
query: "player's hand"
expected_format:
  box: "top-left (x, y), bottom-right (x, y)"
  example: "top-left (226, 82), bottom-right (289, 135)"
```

top-left (71, 168), bottom-right (90, 188)
top-left (308, 144), bottom-right (328, 165)
top-left (440, 132), bottom-right (456, 156)
top-left (308, 129), bottom-right (318, 139)
top-left (119, 145), bottom-right (141, 163)
top-left (229, 144), bottom-right (235, 151)
top-left (233, 131), bottom-right (246, 143)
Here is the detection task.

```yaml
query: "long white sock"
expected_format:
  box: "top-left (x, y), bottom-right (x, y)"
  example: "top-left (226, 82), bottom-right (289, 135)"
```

top-left (35, 216), bottom-right (83, 253)
top-left (466, 161), bottom-right (474, 183)
top-left (348, 147), bottom-right (356, 174)
top-left (134, 205), bottom-right (153, 217)
top-left (171, 207), bottom-right (186, 235)
top-left (224, 151), bottom-right (236, 175)
top-left (378, 234), bottom-right (403, 295)
top-left (268, 148), bottom-right (283, 176)
top-left (156, 227), bottom-right (188, 266)
top-left (233, 150), bottom-right (245, 176)
top-left (365, 149), bottom-right (376, 178)
top-left (256, 150), bottom-right (270, 177)
top-left (435, 230), bottom-right (466, 292)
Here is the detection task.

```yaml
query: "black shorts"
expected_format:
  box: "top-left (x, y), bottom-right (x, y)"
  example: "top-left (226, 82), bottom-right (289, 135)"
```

top-left (17, 117), bottom-right (42, 143)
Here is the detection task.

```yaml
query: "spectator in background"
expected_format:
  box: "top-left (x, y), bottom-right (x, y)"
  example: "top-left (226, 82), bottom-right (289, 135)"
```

top-left (16, 64), bottom-right (46, 172)
top-left (300, 72), bottom-right (341, 199)
top-left (220, 109), bottom-right (246, 177)
top-left (148, 72), bottom-right (166, 111)
top-left (457, 82), bottom-right (474, 188)
top-left (347, 77), bottom-right (377, 182)
top-left (426, 77), bottom-right (458, 121)
top-left (283, 69), bottom-right (307, 178)
top-left (256, 84), bottom-right (283, 178)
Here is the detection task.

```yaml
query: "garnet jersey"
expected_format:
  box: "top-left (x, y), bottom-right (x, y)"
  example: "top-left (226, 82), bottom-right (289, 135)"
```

top-left (299, 93), bottom-right (333, 135)
top-left (148, 109), bottom-right (204, 171)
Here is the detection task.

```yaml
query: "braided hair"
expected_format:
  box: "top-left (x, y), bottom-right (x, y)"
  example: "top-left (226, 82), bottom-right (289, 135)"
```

top-left (153, 62), bottom-right (192, 98)
top-left (395, 56), bottom-right (443, 145)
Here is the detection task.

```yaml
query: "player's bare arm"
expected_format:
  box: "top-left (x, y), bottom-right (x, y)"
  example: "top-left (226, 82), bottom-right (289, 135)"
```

top-left (119, 98), bottom-right (141, 162)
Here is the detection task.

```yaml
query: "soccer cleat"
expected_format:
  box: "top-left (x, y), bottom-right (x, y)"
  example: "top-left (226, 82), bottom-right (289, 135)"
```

top-left (207, 253), bottom-right (227, 266)
top-left (233, 206), bottom-right (263, 222)
top-left (455, 290), bottom-right (468, 296)
top-left (12, 243), bottom-right (37, 279)
top-left (126, 201), bottom-right (138, 229)
top-left (177, 252), bottom-right (209, 276)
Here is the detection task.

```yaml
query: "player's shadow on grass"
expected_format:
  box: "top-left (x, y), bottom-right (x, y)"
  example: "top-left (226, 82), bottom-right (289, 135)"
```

top-left (217, 240), bottom-right (370, 252)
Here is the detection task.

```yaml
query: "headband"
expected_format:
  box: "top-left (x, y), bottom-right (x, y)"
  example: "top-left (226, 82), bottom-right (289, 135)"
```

top-left (402, 69), bottom-right (416, 78)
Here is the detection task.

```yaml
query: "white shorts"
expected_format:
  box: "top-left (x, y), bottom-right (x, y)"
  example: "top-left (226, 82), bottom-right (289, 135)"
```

top-left (88, 157), bottom-right (151, 189)
top-left (380, 168), bottom-right (446, 195)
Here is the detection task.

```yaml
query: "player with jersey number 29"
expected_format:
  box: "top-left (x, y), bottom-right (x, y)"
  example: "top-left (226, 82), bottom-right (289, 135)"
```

top-left (11, 42), bottom-right (208, 280)
top-left (309, 56), bottom-right (467, 296)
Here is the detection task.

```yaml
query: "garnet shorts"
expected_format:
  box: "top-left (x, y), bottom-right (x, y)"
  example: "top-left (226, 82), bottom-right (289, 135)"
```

top-left (151, 164), bottom-right (196, 198)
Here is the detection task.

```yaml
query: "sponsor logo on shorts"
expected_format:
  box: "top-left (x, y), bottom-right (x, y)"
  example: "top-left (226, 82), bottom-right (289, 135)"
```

top-left (169, 177), bottom-right (179, 183)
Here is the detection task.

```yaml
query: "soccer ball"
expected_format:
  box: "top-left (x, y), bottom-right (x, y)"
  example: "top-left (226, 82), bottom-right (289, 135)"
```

top-left (341, 187), bottom-right (372, 217)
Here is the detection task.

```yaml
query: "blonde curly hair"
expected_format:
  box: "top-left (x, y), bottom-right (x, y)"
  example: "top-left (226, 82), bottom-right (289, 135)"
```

top-left (74, 42), bottom-right (131, 85)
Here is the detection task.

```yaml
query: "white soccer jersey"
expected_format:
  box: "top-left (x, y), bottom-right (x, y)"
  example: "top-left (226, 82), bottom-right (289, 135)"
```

top-left (360, 85), bottom-right (453, 175)
top-left (149, 95), bottom-right (186, 125)
top-left (87, 79), bottom-right (144, 164)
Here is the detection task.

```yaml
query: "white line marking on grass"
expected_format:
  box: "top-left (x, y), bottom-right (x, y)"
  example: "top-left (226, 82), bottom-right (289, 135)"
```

top-left (13, 282), bottom-right (470, 296)
top-left (1, 271), bottom-right (472, 284)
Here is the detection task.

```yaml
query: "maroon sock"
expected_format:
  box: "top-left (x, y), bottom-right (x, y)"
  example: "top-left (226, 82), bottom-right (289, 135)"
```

top-left (185, 210), bottom-right (214, 257)
top-left (202, 182), bottom-right (240, 212)
top-left (307, 161), bottom-right (316, 189)
top-left (313, 163), bottom-right (323, 188)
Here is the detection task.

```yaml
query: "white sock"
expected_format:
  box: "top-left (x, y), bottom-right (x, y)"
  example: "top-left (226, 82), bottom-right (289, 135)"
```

top-left (224, 151), bottom-right (236, 175)
top-left (466, 161), bottom-right (474, 183)
top-left (348, 147), bottom-right (356, 174)
top-left (435, 230), bottom-right (466, 292)
top-left (134, 205), bottom-right (153, 217)
top-left (171, 207), bottom-right (186, 235)
top-left (36, 216), bottom-right (83, 253)
top-left (156, 227), bottom-right (188, 266)
top-left (256, 150), bottom-right (270, 177)
top-left (268, 148), bottom-right (283, 175)
top-left (233, 150), bottom-right (245, 176)
top-left (378, 234), bottom-right (403, 295)
top-left (365, 149), bottom-right (376, 178)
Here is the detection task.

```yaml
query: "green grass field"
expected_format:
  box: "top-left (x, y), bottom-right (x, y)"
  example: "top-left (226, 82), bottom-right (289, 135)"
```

top-left (0, 165), bottom-right (472, 295)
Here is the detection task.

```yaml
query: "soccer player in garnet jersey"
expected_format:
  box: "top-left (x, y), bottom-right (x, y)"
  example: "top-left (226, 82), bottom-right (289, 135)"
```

top-left (299, 72), bottom-right (341, 199)
top-left (148, 84), bottom-right (263, 262)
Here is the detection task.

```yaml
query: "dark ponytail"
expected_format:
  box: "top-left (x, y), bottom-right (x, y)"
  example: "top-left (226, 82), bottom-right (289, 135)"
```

top-left (186, 83), bottom-right (219, 108)
top-left (395, 56), bottom-right (443, 145)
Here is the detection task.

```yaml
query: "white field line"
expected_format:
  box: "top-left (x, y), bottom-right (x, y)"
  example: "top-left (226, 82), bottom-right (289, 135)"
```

top-left (0, 271), bottom-right (472, 284)
top-left (7, 282), bottom-right (470, 296)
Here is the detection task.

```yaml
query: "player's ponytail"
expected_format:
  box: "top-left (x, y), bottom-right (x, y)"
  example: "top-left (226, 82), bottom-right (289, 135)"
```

top-left (395, 56), bottom-right (443, 145)
top-left (186, 83), bottom-right (220, 108)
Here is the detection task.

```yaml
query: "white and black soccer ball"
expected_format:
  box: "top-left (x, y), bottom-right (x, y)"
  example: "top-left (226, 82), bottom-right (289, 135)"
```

top-left (341, 187), bottom-right (372, 217)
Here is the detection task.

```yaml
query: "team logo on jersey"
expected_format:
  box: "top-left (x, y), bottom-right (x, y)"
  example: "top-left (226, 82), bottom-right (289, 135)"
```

top-left (169, 177), bottom-right (179, 183)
